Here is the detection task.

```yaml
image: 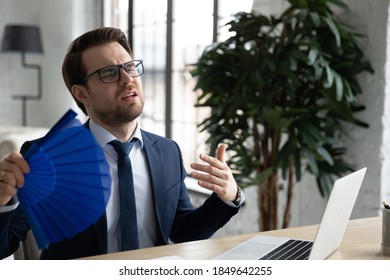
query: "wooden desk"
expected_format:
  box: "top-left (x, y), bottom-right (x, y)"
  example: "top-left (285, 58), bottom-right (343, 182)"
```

top-left (83, 216), bottom-right (389, 260)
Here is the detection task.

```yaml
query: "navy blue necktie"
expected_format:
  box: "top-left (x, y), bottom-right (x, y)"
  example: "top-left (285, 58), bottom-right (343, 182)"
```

top-left (110, 139), bottom-right (139, 251)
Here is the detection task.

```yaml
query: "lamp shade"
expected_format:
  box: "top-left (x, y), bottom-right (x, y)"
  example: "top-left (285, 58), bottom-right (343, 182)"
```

top-left (1, 25), bottom-right (43, 53)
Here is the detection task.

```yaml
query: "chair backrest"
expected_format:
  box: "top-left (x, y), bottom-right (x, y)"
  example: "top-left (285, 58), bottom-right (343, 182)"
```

top-left (13, 230), bottom-right (41, 260)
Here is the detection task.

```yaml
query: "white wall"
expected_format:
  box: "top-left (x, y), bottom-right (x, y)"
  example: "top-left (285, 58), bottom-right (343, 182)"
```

top-left (0, 0), bottom-right (102, 128)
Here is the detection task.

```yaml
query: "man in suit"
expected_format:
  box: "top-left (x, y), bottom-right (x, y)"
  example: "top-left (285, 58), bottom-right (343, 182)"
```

top-left (0, 27), bottom-right (243, 260)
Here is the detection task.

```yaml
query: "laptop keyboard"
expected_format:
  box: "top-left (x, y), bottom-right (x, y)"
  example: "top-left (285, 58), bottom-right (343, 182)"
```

top-left (258, 239), bottom-right (313, 260)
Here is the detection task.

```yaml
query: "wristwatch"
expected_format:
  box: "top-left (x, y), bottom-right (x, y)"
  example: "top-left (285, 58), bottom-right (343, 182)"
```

top-left (232, 186), bottom-right (242, 206)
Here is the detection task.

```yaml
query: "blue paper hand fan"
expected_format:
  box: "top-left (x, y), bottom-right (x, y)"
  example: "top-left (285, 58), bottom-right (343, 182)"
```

top-left (18, 109), bottom-right (111, 249)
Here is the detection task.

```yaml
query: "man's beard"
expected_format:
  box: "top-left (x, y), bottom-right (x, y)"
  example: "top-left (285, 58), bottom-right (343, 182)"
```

top-left (95, 102), bottom-right (144, 126)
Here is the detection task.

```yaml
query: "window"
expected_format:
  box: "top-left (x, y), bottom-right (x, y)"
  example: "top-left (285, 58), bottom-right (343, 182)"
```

top-left (104, 0), bottom-right (253, 168)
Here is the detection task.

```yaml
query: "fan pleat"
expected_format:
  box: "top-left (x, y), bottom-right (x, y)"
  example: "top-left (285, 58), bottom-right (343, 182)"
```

top-left (19, 146), bottom-right (56, 206)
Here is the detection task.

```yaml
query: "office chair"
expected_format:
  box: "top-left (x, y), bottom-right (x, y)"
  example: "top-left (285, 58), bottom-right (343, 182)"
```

top-left (13, 230), bottom-right (40, 260)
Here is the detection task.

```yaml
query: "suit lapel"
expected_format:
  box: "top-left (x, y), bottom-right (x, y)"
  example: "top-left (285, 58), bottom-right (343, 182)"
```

top-left (141, 131), bottom-right (167, 240)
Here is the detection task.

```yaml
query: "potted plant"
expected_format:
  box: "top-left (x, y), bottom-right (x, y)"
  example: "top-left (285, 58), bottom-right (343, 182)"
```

top-left (190, 0), bottom-right (373, 231)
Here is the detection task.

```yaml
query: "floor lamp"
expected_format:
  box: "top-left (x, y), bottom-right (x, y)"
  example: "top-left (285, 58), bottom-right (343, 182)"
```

top-left (1, 25), bottom-right (44, 126)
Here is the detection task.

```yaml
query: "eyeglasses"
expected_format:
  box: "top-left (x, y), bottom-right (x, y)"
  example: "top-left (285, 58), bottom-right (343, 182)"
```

top-left (81, 60), bottom-right (144, 84)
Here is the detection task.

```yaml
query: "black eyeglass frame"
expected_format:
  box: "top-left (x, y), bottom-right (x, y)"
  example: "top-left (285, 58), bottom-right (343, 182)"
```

top-left (81, 59), bottom-right (144, 84)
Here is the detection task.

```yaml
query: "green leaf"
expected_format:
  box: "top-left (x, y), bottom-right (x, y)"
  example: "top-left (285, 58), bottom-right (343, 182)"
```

top-left (324, 64), bottom-right (334, 88)
top-left (334, 72), bottom-right (344, 101)
top-left (310, 12), bottom-right (321, 27)
top-left (323, 15), bottom-right (341, 47)
top-left (316, 146), bottom-right (334, 166)
top-left (308, 48), bottom-right (319, 65)
top-left (303, 148), bottom-right (319, 175)
top-left (255, 168), bottom-right (275, 185)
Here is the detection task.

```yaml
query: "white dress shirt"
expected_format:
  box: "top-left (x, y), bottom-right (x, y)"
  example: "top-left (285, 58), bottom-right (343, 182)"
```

top-left (89, 120), bottom-right (156, 253)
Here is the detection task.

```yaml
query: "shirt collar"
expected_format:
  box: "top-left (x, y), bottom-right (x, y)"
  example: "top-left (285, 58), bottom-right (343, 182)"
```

top-left (88, 119), bottom-right (144, 149)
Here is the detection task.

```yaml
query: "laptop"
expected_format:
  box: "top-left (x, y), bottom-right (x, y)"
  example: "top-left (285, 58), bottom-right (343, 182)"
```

top-left (213, 167), bottom-right (367, 260)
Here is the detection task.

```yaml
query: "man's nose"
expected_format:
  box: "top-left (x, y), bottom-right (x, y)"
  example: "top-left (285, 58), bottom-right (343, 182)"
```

top-left (120, 66), bottom-right (134, 84)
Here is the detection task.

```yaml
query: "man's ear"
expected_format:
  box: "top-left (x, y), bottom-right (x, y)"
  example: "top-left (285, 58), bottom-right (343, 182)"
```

top-left (71, 84), bottom-right (88, 104)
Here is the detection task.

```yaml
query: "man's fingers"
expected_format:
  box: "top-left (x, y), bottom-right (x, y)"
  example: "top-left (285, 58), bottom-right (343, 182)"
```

top-left (0, 152), bottom-right (29, 187)
top-left (2, 152), bottom-right (30, 173)
top-left (216, 143), bottom-right (227, 163)
top-left (190, 160), bottom-right (226, 179)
